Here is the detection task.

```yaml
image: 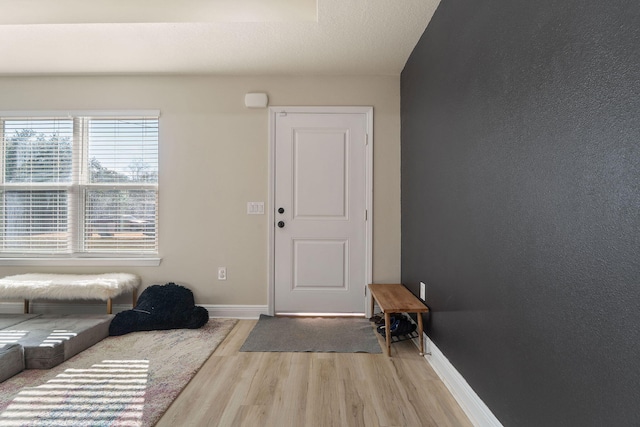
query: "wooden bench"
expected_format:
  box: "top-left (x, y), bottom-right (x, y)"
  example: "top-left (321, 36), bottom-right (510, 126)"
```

top-left (369, 283), bottom-right (429, 357)
top-left (0, 273), bottom-right (140, 314)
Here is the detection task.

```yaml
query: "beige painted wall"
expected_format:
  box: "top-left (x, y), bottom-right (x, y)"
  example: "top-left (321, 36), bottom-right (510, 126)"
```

top-left (0, 75), bottom-right (401, 307)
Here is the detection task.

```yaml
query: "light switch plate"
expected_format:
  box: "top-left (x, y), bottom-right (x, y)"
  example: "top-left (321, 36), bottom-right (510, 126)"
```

top-left (420, 282), bottom-right (426, 300)
top-left (247, 202), bottom-right (264, 214)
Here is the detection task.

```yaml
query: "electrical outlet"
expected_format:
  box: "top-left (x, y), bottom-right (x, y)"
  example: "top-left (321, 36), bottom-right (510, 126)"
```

top-left (218, 267), bottom-right (227, 281)
top-left (420, 282), bottom-right (426, 301)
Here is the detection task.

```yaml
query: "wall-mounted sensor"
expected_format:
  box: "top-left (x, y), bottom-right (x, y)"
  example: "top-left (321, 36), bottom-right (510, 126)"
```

top-left (244, 93), bottom-right (268, 108)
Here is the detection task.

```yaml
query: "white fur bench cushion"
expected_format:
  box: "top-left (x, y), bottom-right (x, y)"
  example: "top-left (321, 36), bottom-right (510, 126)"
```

top-left (0, 273), bottom-right (140, 301)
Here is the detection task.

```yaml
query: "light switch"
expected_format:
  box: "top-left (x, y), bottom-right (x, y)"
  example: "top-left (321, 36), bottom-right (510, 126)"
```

top-left (247, 202), bottom-right (265, 214)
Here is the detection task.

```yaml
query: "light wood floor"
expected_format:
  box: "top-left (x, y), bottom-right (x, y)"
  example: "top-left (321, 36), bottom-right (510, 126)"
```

top-left (156, 320), bottom-right (472, 427)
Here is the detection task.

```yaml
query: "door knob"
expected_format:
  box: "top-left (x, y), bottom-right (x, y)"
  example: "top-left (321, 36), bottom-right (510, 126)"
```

top-left (277, 221), bottom-right (285, 228)
top-left (278, 207), bottom-right (285, 214)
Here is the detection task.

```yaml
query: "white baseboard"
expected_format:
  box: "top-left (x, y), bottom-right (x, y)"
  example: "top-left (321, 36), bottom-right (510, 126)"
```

top-left (0, 301), bottom-right (130, 315)
top-left (0, 301), bottom-right (268, 319)
top-left (413, 332), bottom-right (503, 427)
top-left (202, 304), bottom-right (267, 319)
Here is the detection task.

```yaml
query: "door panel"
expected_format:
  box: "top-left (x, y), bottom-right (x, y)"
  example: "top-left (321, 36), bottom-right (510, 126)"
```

top-left (293, 239), bottom-right (347, 289)
top-left (274, 111), bottom-right (368, 314)
top-left (293, 129), bottom-right (347, 218)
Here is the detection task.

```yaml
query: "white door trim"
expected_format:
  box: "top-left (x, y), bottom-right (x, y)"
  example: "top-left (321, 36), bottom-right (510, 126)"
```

top-left (267, 106), bottom-right (373, 316)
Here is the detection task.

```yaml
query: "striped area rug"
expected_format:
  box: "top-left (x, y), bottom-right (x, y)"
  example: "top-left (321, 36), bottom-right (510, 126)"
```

top-left (0, 318), bottom-right (237, 427)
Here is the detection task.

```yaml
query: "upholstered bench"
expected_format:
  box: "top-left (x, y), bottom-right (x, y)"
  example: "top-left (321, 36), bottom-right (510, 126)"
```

top-left (0, 273), bottom-right (140, 314)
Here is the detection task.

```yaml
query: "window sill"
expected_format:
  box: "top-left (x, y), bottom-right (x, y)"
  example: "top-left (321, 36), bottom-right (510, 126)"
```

top-left (0, 257), bottom-right (161, 267)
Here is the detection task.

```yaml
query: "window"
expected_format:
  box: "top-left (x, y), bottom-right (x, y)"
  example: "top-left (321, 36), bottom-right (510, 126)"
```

top-left (0, 111), bottom-right (159, 259)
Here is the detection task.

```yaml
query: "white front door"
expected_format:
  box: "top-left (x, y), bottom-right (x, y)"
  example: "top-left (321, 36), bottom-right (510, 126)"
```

top-left (272, 107), bottom-right (372, 314)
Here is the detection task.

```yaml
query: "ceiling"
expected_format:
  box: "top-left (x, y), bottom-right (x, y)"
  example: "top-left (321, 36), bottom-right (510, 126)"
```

top-left (0, 0), bottom-right (440, 76)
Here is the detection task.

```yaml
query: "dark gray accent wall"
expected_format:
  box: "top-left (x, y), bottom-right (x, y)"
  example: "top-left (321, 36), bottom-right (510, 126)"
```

top-left (400, 1), bottom-right (640, 426)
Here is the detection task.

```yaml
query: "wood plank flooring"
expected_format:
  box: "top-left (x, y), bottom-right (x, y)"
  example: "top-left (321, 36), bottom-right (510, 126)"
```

top-left (156, 320), bottom-right (472, 427)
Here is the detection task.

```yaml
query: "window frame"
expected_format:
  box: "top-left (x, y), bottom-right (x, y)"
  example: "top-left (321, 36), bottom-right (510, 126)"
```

top-left (0, 110), bottom-right (161, 267)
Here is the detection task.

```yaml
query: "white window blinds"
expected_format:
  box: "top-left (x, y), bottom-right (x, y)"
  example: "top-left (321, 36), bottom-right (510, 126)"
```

top-left (0, 113), bottom-right (159, 256)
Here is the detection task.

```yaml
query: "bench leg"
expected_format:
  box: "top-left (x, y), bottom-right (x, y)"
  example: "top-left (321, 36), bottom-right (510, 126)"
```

top-left (384, 311), bottom-right (391, 357)
top-left (24, 299), bottom-right (29, 314)
top-left (370, 290), bottom-right (374, 317)
top-left (107, 298), bottom-right (112, 314)
top-left (417, 312), bottom-right (424, 356)
top-left (132, 289), bottom-right (138, 307)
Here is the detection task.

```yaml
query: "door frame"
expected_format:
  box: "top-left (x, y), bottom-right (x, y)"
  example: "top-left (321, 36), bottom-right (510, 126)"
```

top-left (267, 106), bottom-right (373, 316)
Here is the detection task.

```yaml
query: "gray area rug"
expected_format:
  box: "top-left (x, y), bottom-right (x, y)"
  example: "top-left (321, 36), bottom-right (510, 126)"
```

top-left (240, 315), bottom-right (382, 353)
